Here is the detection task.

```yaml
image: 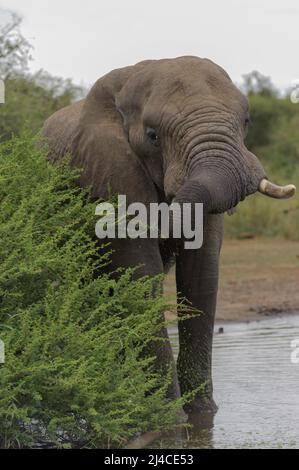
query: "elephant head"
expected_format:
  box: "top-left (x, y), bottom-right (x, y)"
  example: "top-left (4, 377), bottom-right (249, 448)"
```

top-left (69, 56), bottom-right (295, 215)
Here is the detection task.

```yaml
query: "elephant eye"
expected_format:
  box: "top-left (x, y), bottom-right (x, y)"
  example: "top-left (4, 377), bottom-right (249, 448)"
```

top-left (243, 117), bottom-right (250, 136)
top-left (146, 127), bottom-right (159, 146)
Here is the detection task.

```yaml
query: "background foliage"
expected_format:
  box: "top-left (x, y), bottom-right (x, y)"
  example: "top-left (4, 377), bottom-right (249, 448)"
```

top-left (225, 73), bottom-right (299, 239)
top-left (0, 11), bottom-right (83, 141)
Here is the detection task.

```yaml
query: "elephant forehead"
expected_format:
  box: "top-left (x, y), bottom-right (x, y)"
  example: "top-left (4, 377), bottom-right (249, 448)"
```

top-left (147, 57), bottom-right (232, 86)
top-left (120, 57), bottom-right (227, 93)
top-left (117, 56), bottom-right (248, 119)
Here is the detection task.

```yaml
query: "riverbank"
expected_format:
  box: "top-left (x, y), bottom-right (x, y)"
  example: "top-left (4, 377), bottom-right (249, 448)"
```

top-left (164, 239), bottom-right (299, 322)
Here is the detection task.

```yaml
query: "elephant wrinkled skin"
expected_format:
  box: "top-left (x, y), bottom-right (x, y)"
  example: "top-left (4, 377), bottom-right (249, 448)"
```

top-left (42, 56), bottom-right (295, 415)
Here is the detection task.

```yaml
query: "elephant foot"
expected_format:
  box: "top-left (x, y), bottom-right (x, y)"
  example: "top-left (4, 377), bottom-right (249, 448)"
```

top-left (183, 395), bottom-right (218, 415)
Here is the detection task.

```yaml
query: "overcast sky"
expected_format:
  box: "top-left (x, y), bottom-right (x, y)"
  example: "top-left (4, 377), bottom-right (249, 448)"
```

top-left (2, 0), bottom-right (298, 89)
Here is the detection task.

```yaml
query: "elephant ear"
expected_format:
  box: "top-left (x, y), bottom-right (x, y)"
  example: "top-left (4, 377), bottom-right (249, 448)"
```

top-left (71, 61), bottom-right (157, 204)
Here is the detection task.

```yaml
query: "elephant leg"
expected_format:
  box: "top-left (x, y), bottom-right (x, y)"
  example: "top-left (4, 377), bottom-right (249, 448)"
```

top-left (107, 237), bottom-right (180, 400)
top-left (176, 214), bottom-right (223, 413)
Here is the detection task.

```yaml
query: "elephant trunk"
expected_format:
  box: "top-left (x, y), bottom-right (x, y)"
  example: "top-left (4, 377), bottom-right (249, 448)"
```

top-left (174, 171), bottom-right (240, 214)
top-left (173, 149), bottom-right (296, 214)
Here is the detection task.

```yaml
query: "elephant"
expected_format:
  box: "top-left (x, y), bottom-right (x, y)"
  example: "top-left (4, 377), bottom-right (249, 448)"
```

top-left (42, 56), bottom-right (295, 414)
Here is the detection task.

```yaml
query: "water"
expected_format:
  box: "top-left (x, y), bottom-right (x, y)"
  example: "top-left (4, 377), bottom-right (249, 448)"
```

top-left (165, 314), bottom-right (299, 449)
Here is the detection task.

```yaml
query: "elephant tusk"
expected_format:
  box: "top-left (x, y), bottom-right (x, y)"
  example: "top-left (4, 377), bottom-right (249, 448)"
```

top-left (258, 178), bottom-right (296, 199)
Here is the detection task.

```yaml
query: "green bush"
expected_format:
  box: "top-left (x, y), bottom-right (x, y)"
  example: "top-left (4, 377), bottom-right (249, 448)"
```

top-left (0, 136), bottom-right (181, 448)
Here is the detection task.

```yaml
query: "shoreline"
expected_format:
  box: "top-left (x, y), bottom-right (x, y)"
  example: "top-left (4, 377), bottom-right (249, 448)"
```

top-left (215, 309), bottom-right (299, 325)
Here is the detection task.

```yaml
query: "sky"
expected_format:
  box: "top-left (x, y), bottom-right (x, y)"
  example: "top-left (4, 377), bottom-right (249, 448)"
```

top-left (1, 0), bottom-right (298, 90)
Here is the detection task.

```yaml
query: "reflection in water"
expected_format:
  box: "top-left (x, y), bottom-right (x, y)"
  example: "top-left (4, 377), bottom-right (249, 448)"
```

top-left (185, 411), bottom-right (215, 449)
top-left (159, 314), bottom-right (299, 449)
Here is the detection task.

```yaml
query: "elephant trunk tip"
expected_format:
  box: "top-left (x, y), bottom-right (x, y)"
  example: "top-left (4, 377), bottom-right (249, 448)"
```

top-left (258, 178), bottom-right (296, 200)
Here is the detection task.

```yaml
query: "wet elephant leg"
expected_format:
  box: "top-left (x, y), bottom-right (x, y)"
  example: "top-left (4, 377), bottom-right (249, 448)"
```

top-left (176, 214), bottom-right (223, 413)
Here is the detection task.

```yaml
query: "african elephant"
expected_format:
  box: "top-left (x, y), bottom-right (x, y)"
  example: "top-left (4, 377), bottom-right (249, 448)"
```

top-left (42, 56), bottom-right (295, 414)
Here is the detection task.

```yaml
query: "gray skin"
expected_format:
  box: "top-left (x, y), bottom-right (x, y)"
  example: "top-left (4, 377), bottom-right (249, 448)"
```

top-left (42, 56), bottom-right (286, 414)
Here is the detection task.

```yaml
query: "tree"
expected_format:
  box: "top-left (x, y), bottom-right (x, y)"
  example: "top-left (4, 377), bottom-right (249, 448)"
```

top-left (0, 10), bottom-right (32, 79)
top-left (0, 11), bottom-right (84, 140)
top-left (242, 70), bottom-right (278, 98)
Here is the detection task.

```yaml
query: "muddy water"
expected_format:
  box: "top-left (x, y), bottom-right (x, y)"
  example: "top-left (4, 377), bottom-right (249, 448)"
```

top-left (166, 314), bottom-right (299, 449)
